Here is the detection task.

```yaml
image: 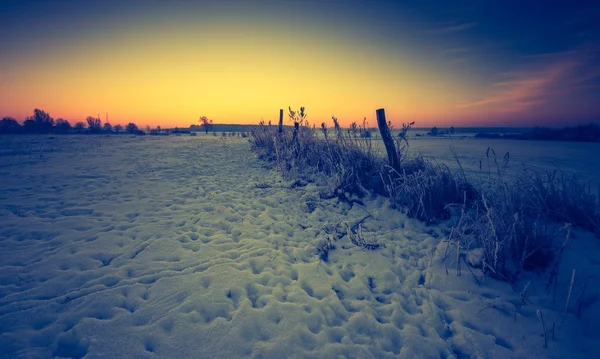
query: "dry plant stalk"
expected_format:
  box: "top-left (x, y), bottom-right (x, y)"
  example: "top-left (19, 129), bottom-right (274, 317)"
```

top-left (560, 268), bottom-right (576, 328)
top-left (456, 240), bottom-right (462, 277)
top-left (576, 278), bottom-right (589, 318)
top-left (536, 309), bottom-right (548, 349)
top-left (517, 281), bottom-right (532, 312)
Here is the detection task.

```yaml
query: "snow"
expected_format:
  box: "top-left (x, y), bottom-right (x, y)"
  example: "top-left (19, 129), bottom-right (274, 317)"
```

top-left (403, 137), bottom-right (600, 184)
top-left (0, 134), bottom-right (598, 358)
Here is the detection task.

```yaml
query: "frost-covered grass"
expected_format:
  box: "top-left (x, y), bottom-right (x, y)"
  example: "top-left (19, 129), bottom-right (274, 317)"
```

top-left (1, 134), bottom-right (599, 358)
top-left (251, 117), bottom-right (600, 282)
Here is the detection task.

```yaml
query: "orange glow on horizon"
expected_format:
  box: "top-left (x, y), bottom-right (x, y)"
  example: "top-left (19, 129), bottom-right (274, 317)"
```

top-left (3, 3), bottom-right (593, 129)
top-left (0, 11), bottom-right (489, 129)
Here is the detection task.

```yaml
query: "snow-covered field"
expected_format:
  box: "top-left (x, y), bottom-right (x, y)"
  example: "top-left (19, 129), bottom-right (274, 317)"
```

top-left (1, 135), bottom-right (599, 358)
top-left (387, 136), bottom-right (600, 184)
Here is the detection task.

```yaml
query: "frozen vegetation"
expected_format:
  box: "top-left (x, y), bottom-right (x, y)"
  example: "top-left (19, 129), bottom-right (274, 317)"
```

top-left (0, 134), bottom-right (599, 358)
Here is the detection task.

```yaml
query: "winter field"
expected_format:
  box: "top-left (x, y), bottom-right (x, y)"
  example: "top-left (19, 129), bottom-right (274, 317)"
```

top-left (1, 134), bottom-right (599, 358)
top-left (398, 137), bottom-right (600, 185)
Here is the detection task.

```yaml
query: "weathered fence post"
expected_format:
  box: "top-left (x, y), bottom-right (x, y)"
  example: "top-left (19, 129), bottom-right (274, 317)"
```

top-left (292, 122), bottom-right (300, 156)
top-left (278, 109), bottom-right (283, 134)
top-left (376, 108), bottom-right (400, 172)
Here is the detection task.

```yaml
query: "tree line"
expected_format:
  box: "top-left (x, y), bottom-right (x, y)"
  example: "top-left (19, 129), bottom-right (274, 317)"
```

top-left (0, 109), bottom-right (145, 135)
top-left (473, 123), bottom-right (600, 143)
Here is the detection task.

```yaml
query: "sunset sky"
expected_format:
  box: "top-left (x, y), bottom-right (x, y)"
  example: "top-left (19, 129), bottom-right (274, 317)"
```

top-left (1, 0), bottom-right (599, 128)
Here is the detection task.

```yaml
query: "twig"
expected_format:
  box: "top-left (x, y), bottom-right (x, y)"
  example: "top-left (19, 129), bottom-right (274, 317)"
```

top-left (440, 240), bottom-right (457, 262)
top-left (537, 309), bottom-right (548, 349)
top-left (456, 240), bottom-right (462, 277)
top-left (576, 278), bottom-right (589, 318)
top-left (462, 256), bottom-right (482, 287)
top-left (560, 268), bottom-right (576, 328)
top-left (517, 281), bottom-right (532, 312)
top-left (429, 247), bottom-right (435, 268)
top-left (351, 215), bottom-right (372, 232)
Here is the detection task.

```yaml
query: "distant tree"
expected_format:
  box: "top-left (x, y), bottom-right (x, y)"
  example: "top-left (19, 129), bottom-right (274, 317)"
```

top-left (114, 124), bottom-right (123, 134)
top-left (520, 123), bottom-right (600, 143)
top-left (149, 125), bottom-right (163, 136)
top-left (22, 119), bottom-right (37, 133)
top-left (86, 116), bottom-right (102, 132)
top-left (126, 122), bottom-right (139, 134)
top-left (23, 109), bottom-right (54, 133)
top-left (55, 118), bottom-right (71, 134)
top-left (74, 122), bottom-right (86, 133)
top-left (450, 126), bottom-right (455, 135)
top-left (199, 116), bottom-right (213, 134)
top-left (103, 122), bottom-right (113, 133)
top-left (145, 125), bottom-right (151, 133)
top-left (0, 117), bottom-right (21, 134)
top-left (36, 108), bottom-right (54, 133)
top-left (429, 126), bottom-right (439, 136)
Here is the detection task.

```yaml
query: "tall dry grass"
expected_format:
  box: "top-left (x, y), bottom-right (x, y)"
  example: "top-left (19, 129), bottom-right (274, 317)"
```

top-left (251, 108), bottom-right (600, 282)
top-left (446, 149), bottom-right (599, 281)
top-left (251, 109), bottom-right (385, 197)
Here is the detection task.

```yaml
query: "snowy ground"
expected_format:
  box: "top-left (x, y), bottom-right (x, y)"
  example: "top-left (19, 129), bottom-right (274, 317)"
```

top-left (0, 135), bottom-right (599, 358)
top-left (385, 136), bottom-right (600, 184)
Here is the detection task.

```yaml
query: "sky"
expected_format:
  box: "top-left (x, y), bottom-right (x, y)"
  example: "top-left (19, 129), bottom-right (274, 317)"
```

top-left (1, 0), bottom-right (599, 128)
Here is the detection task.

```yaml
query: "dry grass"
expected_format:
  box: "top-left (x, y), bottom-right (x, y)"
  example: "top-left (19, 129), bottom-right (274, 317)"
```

top-left (383, 157), bottom-right (477, 223)
top-left (251, 111), bottom-right (384, 197)
top-left (446, 150), bottom-right (598, 282)
top-left (251, 108), bottom-right (600, 282)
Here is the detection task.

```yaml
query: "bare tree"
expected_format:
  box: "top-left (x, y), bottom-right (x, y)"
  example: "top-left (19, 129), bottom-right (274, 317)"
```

top-left (55, 118), bottom-right (71, 133)
top-left (86, 116), bottom-right (102, 132)
top-left (74, 122), bottom-right (86, 133)
top-left (0, 117), bottom-right (21, 134)
top-left (126, 122), bottom-right (139, 134)
top-left (199, 116), bottom-right (213, 134)
top-left (23, 109), bottom-right (54, 133)
top-left (103, 122), bottom-right (113, 133)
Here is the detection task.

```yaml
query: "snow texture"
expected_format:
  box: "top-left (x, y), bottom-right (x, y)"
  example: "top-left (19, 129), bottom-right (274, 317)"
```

top-left (0, 135), bottom-right (598, 358)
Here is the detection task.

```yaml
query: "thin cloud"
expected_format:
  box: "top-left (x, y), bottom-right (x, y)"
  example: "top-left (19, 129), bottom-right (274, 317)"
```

top-left (424, 22), bottom-right (477, 34)
top-left (458, 46), bottom-right (600, 114)
top-left (442, 47), bottom-right (472, 54)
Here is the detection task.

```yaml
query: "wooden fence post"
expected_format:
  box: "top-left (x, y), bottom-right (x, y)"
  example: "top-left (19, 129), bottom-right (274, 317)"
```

top-left (376, 108), bottom-right (400, 172)
top-left (293, 122), bottom-right (300, 156)
top-left (278, 109), bottom-right (283, 134)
